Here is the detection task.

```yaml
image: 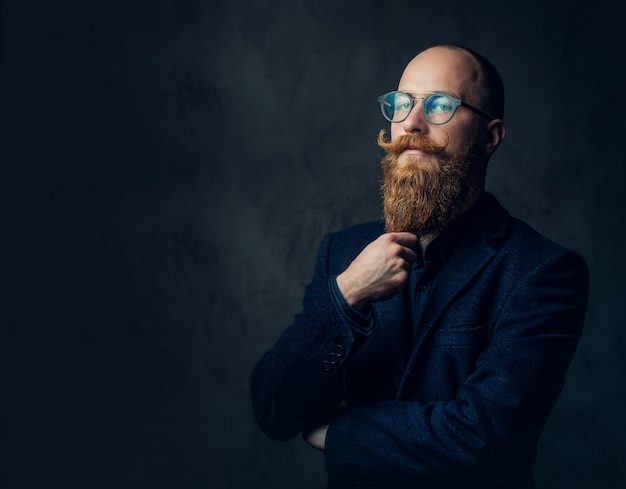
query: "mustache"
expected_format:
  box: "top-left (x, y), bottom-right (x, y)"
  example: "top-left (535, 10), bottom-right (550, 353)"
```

top-left (377, 129), bottom-right (448, 156)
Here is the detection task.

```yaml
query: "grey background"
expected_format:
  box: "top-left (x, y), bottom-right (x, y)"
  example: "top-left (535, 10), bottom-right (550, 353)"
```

top-left (6, 0), bottom-right (625, 488)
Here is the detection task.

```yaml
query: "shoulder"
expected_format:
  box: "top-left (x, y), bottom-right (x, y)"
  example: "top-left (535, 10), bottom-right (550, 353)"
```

top-left (508, 215), bottom-right (586, 266)
top-left (480, 193), bottom-right (584, 260)
top-left (487, 200), bottom-right (589, 288)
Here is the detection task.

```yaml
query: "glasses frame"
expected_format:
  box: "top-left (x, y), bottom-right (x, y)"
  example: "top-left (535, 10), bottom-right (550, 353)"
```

top-left (377, 90), bottom-right (493, 125)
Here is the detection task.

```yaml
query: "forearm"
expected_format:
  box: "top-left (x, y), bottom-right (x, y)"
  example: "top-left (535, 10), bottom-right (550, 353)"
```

top-left (251, 235), bottom-right (370, 440)
top-left (325, 384), bottom-right (538, 482)
top-left (326, 333), bottom-right (577, 483)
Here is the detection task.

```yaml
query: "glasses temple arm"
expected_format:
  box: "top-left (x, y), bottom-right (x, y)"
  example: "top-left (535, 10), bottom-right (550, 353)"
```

top-left (460, 101), bottom-right (493, 121)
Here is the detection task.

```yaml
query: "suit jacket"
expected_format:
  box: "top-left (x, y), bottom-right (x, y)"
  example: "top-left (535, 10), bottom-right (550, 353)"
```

top-left (251, 193), bottom-right (589, 489)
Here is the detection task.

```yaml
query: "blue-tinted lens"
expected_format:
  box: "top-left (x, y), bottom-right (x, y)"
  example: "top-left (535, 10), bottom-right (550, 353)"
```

top-left (423, 94), bottom-right (459, 124)
top-left (380, 92), bottom-right (412, 122)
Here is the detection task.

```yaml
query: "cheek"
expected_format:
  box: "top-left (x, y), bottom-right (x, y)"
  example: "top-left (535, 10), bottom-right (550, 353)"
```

top-left (442, 123), bottom-right (479, 154)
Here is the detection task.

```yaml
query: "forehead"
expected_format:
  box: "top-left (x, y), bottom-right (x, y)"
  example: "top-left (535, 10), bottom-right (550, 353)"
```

top-left (397, 47), bottom-right (480, 101)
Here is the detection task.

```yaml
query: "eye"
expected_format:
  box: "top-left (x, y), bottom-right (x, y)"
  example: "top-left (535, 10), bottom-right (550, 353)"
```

top-left (426, 95), bottom-right (454, 114)
top-left (389, 93), bottom-right (411, 111)
top-left (395, 100), bottom-right (411, 111)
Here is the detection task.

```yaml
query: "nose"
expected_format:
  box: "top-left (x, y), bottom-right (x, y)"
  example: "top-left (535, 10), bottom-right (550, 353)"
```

top-left (402, 99), bottom-right (429, 134)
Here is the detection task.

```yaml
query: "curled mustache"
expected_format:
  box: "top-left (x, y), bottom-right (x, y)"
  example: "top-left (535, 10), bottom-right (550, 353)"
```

top-left (376, 129), bottom-right (448, 156)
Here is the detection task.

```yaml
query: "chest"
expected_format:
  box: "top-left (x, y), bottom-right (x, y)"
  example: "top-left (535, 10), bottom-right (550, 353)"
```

top-left (344, 272), bottom-right (506, 404)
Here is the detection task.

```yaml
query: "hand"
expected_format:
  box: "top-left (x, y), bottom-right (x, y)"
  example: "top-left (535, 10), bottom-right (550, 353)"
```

top-left (336, 232), bottom-right (419, 311)
top-left (303, 399), bottom-right (346, 452)
top-left (304, 423), bottom-right (329, 451)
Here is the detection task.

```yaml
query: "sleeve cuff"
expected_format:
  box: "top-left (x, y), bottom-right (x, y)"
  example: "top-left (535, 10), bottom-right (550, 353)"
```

top-left (330, 275), bottom-right (373, 334)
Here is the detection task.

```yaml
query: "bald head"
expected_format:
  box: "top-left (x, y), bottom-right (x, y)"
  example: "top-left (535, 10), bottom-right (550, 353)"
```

top-left (400, 45), bottom-right (505, 121)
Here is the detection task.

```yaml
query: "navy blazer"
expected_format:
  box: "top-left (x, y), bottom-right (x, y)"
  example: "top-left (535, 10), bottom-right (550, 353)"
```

top-left (251, 193), bottom-right (589, 489)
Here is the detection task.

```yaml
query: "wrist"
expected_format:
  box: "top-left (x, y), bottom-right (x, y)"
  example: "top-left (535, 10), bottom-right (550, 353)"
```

top-left (336, 272), bottom-right (369, 313)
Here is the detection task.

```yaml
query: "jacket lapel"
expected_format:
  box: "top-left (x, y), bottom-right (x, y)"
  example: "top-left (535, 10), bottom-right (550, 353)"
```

top-left (395, 193), bottom-right (510, 397)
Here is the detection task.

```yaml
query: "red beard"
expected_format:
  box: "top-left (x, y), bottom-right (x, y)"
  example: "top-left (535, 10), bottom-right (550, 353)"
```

top-left (377, 129), bottom-right (477, 237)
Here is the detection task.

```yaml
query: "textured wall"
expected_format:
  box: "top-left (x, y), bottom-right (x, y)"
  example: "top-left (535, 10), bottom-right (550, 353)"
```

top-left (7, 0), bottom-right (625, 488)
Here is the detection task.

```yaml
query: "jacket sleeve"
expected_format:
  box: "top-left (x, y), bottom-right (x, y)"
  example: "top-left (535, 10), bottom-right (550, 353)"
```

top-left (324, 249), bottom-right (589, 483)
top-left (250, 232), bottom-right (371, 441)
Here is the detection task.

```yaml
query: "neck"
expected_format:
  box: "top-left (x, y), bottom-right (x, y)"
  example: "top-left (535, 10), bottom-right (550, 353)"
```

top-left (461, 185), bottom-right (485, 216)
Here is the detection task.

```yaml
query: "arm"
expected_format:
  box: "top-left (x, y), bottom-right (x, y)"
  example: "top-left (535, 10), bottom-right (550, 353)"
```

top-left (250, 231), bottom-right (418, 441)
top-left (250, 232), bottom-right (357, 441)
top-left (324, 250), bottom-right (589, 483)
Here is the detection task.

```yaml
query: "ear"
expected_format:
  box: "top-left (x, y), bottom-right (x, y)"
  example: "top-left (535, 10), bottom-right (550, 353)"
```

top-left (483, 119), bottom-right (506, 155)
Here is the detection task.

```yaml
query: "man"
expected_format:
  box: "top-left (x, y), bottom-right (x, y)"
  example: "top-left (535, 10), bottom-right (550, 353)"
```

top-left (251, 44), bottom-right (589, 489)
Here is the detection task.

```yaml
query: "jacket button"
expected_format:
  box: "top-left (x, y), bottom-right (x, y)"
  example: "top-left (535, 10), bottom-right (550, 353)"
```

top-left (333, 345), bottom-right (345, 358)
top-left (320, 360), bottom-right (331, 371)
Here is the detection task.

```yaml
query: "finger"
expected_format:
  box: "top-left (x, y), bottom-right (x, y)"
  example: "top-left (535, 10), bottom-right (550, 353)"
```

top-left (389, 231), bottom-right (419, 249)
top-left (399, 246), bottom-right (419, 264)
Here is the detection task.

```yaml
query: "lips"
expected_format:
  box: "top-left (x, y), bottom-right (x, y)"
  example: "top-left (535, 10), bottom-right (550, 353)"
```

top-left (402, 146), bottom-right (426, 153)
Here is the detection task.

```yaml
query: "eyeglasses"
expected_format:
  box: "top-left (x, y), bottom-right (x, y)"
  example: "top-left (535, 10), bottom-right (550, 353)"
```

top-left (377, 91), bottom-right (492, 125)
